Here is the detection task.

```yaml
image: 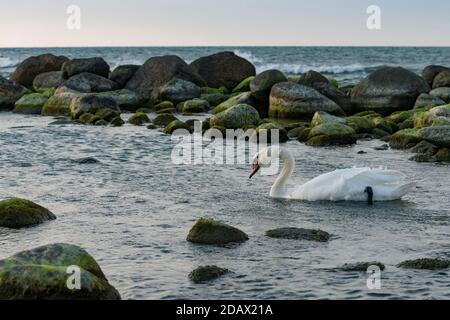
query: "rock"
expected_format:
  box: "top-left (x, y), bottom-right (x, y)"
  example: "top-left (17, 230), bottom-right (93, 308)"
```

top-left (287, 127), bottom-right (307, 139)
top-left (72, 157), bottom-right (100, 164)
top-left (158, 79), bottom-right (201, 104)
top-left (374, 144), bottom-right (389, 151)
top-left (312, 83), bottom-right (353, 115)
top-left (64, 72), bottom-right (117, 93)
top-left (311, 111), bottom-right (345, 127)
top-left (372, 117), bottom-right (395, 134)
top-left (422, 65), bottom-right (450, 86)
top-left (200, 93), bottom-right (229, 108)
top-left (351, 67), bottom-right (430, 115)
top-left (153, 113), bottom-right (178, 127)
top-left (127, 112), bottom-right (151, 126)
top-left (414, 105), bottom-right (450, 128)
top-left (10, 54), bottom-right (69, 88)
top-left (108, 65), bottom-right (140, 88)
top-left (212, 92), bottom-right (255, 114)
top-left (265, 227), bottom-right (330, 242)
top-left (187, 218), bottom-right (248, 245)
top-left (109, 116), bottom-right (125, 127)
top-left (434, 148), bottom-right (450, 162)
top-left (419, 126), bottom-right (450, 147)
top-left (33, 71), bottom-right (66, 91)
top-left (41, 88), bottom-right (79, 116)
top-left (155, 101), bottom-right (175, 112)
top-left (62, 57), bottom-right (110, 78)
top-left (125, 55), bottom-right (205, 98)
top-left (269, 82), bottom-right (344, 119)
top-left (70, 94), bottom-right (120, 119)
top-left (95, 120), bottom-right (108, 126)
top-left (387, 110), bottom-right (414, 124)
top-left (250, 69), bottom-right (287, 103)
top-left (232, 76), bottom-right (254, 93)
top-left (410, 140), bottom-right (439, 155)
top-left (0, 76), bottom-right (28, 110)
top-left (298, 70), bottom-right (329, 87)
top-left (163, 120), bottom-right (189, 134)
top-left (389, 129), bottom-right (421, 149)
top-left (345, 116), bottom-right (374, 133)
top-left (409, 154), bottom-right (435, 163)
top-left (189, 266), bottom-right (229, 283)
top-left (13, 90), bottom-right (54, 114)
top-left (397, 258), bottom-right (450, 270)
top-left (429, 87), bottom-right (450, 103)
top-left (201, 87), bottom-right (229, 95)
top-left (210, 104), bottom-right (260, 129)
top-left (339, 262), bottom-right (386, 272)
top-left (0, 243), bottom-right (121, 299)
top-left (432, 70), bottom-right (450, 89)
top-left (182, 98), bottom-right (210, 113)
top-left (95, 108), bottom-right (120, 122)
top-left (190, 51), bottom-right (256, 90)
top-left (0, 198), bottom-right (56, 229)
top-left (306, 122), bottom-right (356, 146)
top-left (414, 93), bottom-right (446, 109)
top-left (91, 89), bottom-right (143, 111)
top-left (254, 123), bottom-right (289, 143)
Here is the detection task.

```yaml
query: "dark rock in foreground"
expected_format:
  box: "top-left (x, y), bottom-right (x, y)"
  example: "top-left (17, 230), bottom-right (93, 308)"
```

top-left (265, 227), bottom-right (330, 242)
top-left (0, 76), bottom-right (28, 110)
top-left (0, 198), bottom-right (56, 229)
top-left (422, 65), bottom-right (450, 86)
top-left (72, 157), bottom-right (100, 164)
top-left (397, 258), bottom-right (450, 270)
top-left (0, 243), bottom-right (121, 300)
top-left (187, 218), bottom-right (248, 245)
top-left (109, 65), bottom-right (140, 88)
top-left (339, 262), bottom-right (386, 271)
top-left (62, 57), bottom-right (110, 78)
top-left (189, 266), bottom-right (229, 283)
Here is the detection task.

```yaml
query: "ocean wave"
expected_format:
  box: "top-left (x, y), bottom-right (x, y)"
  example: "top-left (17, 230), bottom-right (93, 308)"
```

top-left (233, 50), bottom-right (264, 64)
top-left (0, 57), bottom-right (19, 68)
top-left (255, 63), bottom-right (380, 75)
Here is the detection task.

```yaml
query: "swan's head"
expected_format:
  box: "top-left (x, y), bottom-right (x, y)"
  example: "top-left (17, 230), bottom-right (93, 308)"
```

top-left (249, 146), bottom-right (280, 179)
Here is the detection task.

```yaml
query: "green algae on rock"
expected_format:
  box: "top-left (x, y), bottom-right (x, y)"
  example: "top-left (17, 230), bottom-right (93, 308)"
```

top-left (210, 103), bottom-right (260, 129)
top-left (397, 258), bottom-right (450, 270)
top-left (339, 262), bottom-right (386, 272)
top-left (0, 198), bottom-right (56, 229)
top-left (187, 218), bottom-right (248, 245)
top-left (266, 227), bottom-right (330, 242)
top-left (127, 112), bottom-right (151, 126)
top-left (306, 122), bottom-right (357, 146)
top-left (153, 113), bottom-right (178, 127)
top-left (189, 266), bottom-right (229, 283)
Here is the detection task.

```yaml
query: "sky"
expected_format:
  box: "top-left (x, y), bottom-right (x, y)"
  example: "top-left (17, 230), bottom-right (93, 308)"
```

top-left (1, 0), bottom-right (450, 47)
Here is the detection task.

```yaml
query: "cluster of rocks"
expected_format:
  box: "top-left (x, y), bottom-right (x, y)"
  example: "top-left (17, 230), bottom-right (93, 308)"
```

top-left (0, 198), bottom-right (120, 299)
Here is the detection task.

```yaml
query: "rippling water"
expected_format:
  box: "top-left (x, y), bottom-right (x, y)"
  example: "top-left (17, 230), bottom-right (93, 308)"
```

top-left (0, 113), bottom-right (449, 300)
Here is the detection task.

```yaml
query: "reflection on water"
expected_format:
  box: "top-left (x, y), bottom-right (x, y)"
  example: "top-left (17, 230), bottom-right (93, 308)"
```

top-left (0, 113), bottom-right (449, 299)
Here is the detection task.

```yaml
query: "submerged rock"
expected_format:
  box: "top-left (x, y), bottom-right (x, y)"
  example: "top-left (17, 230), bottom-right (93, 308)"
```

top-left (0, 198), bottom-right (56, 229)
top-left (72, 157), bottom-right (100, 164)
top-left (265, 227), bottom-right (330, 242)
top-left (189, 266), bottom-right (229, 283)
top-left (187, 218), bottom-right (248, 245)
top-left (70, 94), bottom-right (120, 119)
top-left (153, 113), bottom-right (178, 127)
top-left (127, 112), bottom-right (151, 126)
top-left (254, 122), bottom-right (289, 143)
top-left (397, 258), bottom-right (450, 270)
top-left (339, 262), bottom-right (386, 272)
top-left (109, 116), bottom-right (125, 127)
top-left (210, 104), bottom-right (260, 129)
top-left (163, 120), bottom-right (189, 134)
top-left (0, 243), bottom-right (121, 300)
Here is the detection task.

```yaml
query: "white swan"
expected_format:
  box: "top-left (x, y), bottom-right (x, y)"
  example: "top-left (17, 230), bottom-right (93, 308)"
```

top-left (249, 146), bottom-right (415, 203)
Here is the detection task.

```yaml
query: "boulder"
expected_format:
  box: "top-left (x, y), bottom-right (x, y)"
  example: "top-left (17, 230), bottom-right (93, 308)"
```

top-left (64, 72), bottom-right (117, 93)
top-left (410, 140), bottom-right (439, 155)
top-left (232, 76), bottom-right (254, 93)
top-left (306, 122), bottom-right (357, 146)
top-left (397, 258), bottom-right (449, 270)
top-left (429, 87), bottom-right (450, 103)
top-left (10, 54), bottom-right (68, 88)
top-left (297, 70), bottom-right (330, 87)
top-left (432, 70), bottom-right (450, 89)
top-left (125, 55), bottom-right (205, 98)
top-left (200, 93), bottom-right (230, 108)
top-left (0, 198), bottom-right (56, 229)
top-left (212, 92), bottom-right (255, 114)
top-left (190, 51), bottom-right (256, 90)
top-left (109, 116), bottom-right (125, 127)
top-left (389, 129), bottom-right (421, 149)
top-left (345, 116), bottom-right (374, 133)
top-left (250, 69), bottom-right (287, 103)
top-left (311, 83), bottom-right (352, 115)
top-left (108, 64), bottom-right (140, 88)
top-left (339, 262), bottom-right (385, 272)
top-left (414, 105), bottom-right (450, 128)
top-left (90, 89), bottom-right (143, 111)
top-left (434, 148), bottom-right (450, 162)
top-left (70, 94), bottom-right (120, 119)
top-left (419, 126), bottom-right (450, 147)
top-left (33, 71), bottom-right (66, 91)
top-left (41, 88), bottom-right (79, 116)
top-left (414, 93), bottom-right (446, 109)
top-left (269, 82), bottom-right (344, 119)
top-left (182, 98), bottom-right (210, 113)
top-left (187, 218), bottom-right (248, 245)
top-left (62, 57), bottom-right (110, 78)
top-left (127, 112), bottom-right (151, 126)
top-left (311, 111), bottom-right (345, 127)
top-left (0, 243), bottom-right (121, 299)
top-left (189, 266), bottom-right (229, 283)
top-left (422, 65), bottom-right (450, 86)
top-left (265, 227), bottom-right (330, 242)
top-left (13, 90), bottom-right (54, 114)
top-left (153, 113), bottom-right (178, 127)
top-left (0, 76), bottom-right (28, 110)
top-left (351, 67), bottom-right (430, 115)
top-left (158, 79), bottom-right (201, 104)
top-left (254, 122), bottom-right (289, 143)
top-left (210, 104), bottom-right (260, 129)
top-left (163, 120), bottom-right (189, 134)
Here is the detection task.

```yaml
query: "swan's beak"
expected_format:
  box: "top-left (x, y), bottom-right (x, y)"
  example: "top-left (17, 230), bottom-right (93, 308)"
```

top-left (249, 163), bottom-right (260, 179)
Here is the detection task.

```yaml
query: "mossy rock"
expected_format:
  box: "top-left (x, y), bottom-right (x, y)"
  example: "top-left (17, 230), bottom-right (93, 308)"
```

top-left (210, 103), bottom-right (260, 129)
top-left (200, 93), bottom-right (230, 108)
top-left (95, 108), bottom-right (120, 122)
top-left (255, 123), bottom-right (288, 143)
top-left (154, 101), bottom-right (175, 112)
top-left (182, 98), bottom-right (210, 113)
top-left (389, 129), bottom-right (421, 149)
top-left (398, 118), bottom-right (414, 130)
top-left (434, 147), bottom-right (450, 162)
top-left (13, 90), bottom-right (54, 114)
top-left (153, 113), bottom-right (178, 127)
top-left (212, 92), bottom-right (254, 114)
top-left (232, 76), bottom-right (254, 93)
top-left (163, 120), bottom-right (189, 134)
top-left (77, 113), bottom-right (95, 124)
top-left (397, 258), bottom-right (450, 270)
top-left (187, 218), bottom-right (248, 245)
top-left (410, 140), bottom-right (438, 155)
top-left (409, 154), bottom-right (435, 162)
top-left (94, 119), bottom-right (108, 126)
top-left (372, 117), bottom-right (395, 134)
top-left (353, 111), bottom-right (381, 119)
top-left (128, 112), bottom-right (151, 126)
top-left (311, 111), bottom-right (345, 127)
top-left (339, 262), bottom-right (386, 272)
top-left (189, 266), bottom-right (229, 283)
top-left (109, 116), bottom-right (125, 127)
top-left (386, 110), bottom-right (414, 124)
top-left (0, 243), bottom-right (120, 300)
top-left (0, 198), bottom-right (56, 229)
top-left (135, 107), bottom-right (152, 113)
top-left (307, 122), bottom-right (357, 146)
top-left (266, 227), bottom-right (330, 242)
top-left (345, 116), bottom-right (374, 133)
top-left (156, 107), bottom-right (176, 114)
top-left (287, 127), bottom-right (307, 139)
top-left (201, 86), bottom-right (228, 95)
top-left (297, 127), bottom-right (311, 142)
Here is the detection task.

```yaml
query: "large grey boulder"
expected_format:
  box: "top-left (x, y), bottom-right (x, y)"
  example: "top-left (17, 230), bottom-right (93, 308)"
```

top-left (10, 53), bottom-right (68, 88)
top-left (33, 71), bottom-right (66, 91)
top-left (64, 72), bottom-right (117, 93)
top-left (269, 81), bottom-right (344, 119)
top-left (62, 57), bottom-right (110, 78)
top-left (432, 70), bottom-right (450, 89)
top-left (250, 69), bottom-right (287, 103)
top-left (158, 79), bottom-right (201, 104)
top-left (414, 93), bottom-right (446, 109)
top-left (351, 67), bottom-right (430, 115)
top-left (422, 65), bottom-right (450, 86)
top-left (70, 94), bottom-right (120, 119)
top-left (429, 87), bottom-right (450, 103)
top-left (0, 76), bottom-right (28, 110)
top-left (419, 126), bottom-right (450, 147)
top-left (41, 87), bottom-right (80, 116)
top-left (210, 104), bottom-right (260, 129)
top-left (108, 65), bottom-right (140, 88)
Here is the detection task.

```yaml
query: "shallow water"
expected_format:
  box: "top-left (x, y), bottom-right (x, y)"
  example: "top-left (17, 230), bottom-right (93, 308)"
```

top-left (0, 113), bottom-right (449, 300)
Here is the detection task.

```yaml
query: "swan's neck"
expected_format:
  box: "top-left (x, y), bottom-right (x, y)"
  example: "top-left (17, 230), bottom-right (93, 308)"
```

top-left (270, 148), bottom-right (295, 199)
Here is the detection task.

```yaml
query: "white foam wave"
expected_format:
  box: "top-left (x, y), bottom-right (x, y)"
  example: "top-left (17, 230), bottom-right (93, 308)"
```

top-left (0, 57), bottom-right (19, 68)
top-left (255, 63), bottom-right (376, 75)
top-left (233, 50), bottom-right (264, 64)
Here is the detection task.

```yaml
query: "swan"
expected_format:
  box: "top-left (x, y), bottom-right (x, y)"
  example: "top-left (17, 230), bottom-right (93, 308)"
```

top-left (249, 146), bottom-right (415, 204)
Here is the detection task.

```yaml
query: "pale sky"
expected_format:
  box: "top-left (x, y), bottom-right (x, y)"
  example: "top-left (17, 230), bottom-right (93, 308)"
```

top-left (1, 0), bottom-right (450, 47)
